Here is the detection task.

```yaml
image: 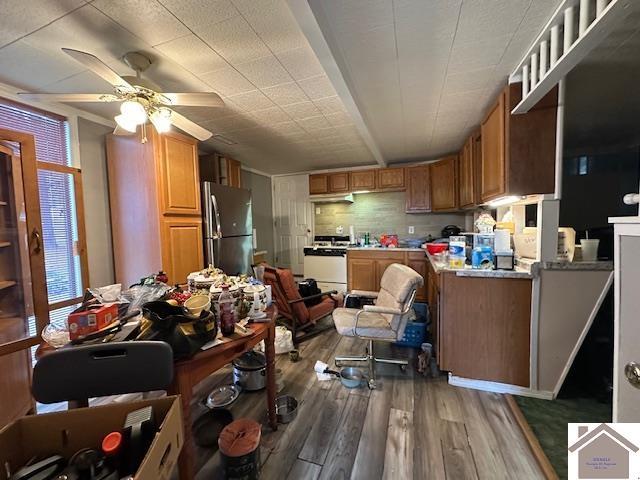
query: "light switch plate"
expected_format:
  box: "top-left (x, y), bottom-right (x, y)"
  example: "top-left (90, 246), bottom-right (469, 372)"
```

top-left (316, 207), bottom-right (321, 214)
top-left (408, 226), bottom-right (415, 234)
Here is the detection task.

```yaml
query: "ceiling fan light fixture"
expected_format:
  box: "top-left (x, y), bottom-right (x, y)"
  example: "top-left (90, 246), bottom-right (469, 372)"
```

top-left (150, 108), bottom-right (172, 134)
top-left (114, 114), bottom-right (138, 133)
top-left (120, 100), bottom-right (147, 125)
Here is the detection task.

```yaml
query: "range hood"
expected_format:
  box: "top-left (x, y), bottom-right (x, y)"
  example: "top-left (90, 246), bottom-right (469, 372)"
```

top-left (309, 193), bottom-right (354, 203)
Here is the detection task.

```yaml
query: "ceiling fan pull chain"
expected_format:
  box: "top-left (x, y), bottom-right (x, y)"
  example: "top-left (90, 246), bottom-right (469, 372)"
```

top-left (141, 122), bottom-right (148, 144)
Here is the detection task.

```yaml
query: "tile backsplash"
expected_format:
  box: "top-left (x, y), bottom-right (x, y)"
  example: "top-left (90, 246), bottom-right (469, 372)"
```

top-left (314, 191), bottom-right (468, 240)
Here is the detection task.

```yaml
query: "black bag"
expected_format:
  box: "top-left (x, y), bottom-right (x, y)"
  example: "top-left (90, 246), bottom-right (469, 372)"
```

top-left (298, 278), bottom-right (322, 306)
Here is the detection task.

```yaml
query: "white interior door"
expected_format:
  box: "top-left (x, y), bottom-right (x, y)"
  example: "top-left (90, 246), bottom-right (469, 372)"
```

top-left (272, 174), bottom-right (312, 275)
top-left (613, 221), bottom-right (640, 421)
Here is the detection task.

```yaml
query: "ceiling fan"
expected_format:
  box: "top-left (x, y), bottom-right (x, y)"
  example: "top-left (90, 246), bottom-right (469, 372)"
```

top-left (18, 49), bottom-right (223, 141)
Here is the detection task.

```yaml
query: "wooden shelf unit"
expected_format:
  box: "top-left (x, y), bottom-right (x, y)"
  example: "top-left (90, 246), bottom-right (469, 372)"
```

top-left (0, 281), bottom-right (17, 291)
top-left (0, 242), bottom-right (11, 248)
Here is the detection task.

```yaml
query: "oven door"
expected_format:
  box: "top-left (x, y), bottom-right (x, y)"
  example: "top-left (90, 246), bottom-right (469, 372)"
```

top-left (303, 251), bottom-right (347, 284)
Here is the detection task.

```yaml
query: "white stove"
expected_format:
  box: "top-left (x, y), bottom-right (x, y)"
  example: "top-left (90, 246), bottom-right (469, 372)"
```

top-left (303, 236), bottom-right (350, 293)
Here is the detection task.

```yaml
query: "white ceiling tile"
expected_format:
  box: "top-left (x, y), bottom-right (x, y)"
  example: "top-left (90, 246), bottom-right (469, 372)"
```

top-left (262, 82), bottom-right (308, 106)
top-left (0, 0), bottom-right (85, 49)
top-left (250, 106), bottom-right (291, 123)
top-left (442, 67), bottom-right (495, 95)
top-left (281, 101), bottom-right (321, 120)
top-left (394, 1), bottom-right (460, 42)
top-left (338, 24), bottom-right (397, 66)
top-left (448, 35), bottom-right (512, 74)
top-left (154, 35), bottom-right (228, 75)
top-left (19, 5), bottom-right (147, 68)
top-left (201, 113), bottom-right (256, 133)
top-left (159, 0), bottom-right (238, 32)
top-left (298, 75), bottom-right (337, 100)
top-left (325, 111), bottom-right (353, 127)
top-left (199, 65), bottom-right (255, 96)
top-left (227, 90), bottom-right (275, 111)
top-left (455, 0), bottom-right (530, 44)
top-left (276, 45), bottom-right (324, 81)
top-left (197, 16), bottom-right (271, 64)
top-left (92, 0), bottom-right (189, 46)
top-left (0, 40), bottom-right (86, 90)
top-left (237, 0), bottom-right (308, 53)
top-left (311, 0), bottom-right (393, 35)
top-left (297, 115), bottom-right (330, 132)
top-left (235, 55), bottom-right (293, 88)
top-left (313, 96), bottom-right (346, 115)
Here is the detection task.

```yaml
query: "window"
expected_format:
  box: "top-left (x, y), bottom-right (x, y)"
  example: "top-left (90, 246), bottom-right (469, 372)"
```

top-left (0, 99), bottom-right (88, 330)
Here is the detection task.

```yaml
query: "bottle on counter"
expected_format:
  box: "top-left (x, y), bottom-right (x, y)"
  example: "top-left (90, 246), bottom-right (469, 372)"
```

top-left (218, 284), bottom-right (236, 336)
top-left (448, 236), bottom-right (466, 269)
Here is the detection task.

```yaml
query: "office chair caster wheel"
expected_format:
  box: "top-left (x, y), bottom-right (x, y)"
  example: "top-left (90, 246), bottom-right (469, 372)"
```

top-left (399, 364), bottom-right (407, 372)
top-left (368, 379), bottom-right (377, 390)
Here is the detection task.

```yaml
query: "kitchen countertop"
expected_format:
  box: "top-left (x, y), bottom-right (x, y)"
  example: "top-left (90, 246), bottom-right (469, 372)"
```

top-left (517, 257), bottom-right (613, 275)
top-left (426, 252), bottom-right (534, 279)
top-left (347, 246), bottom-right (425, 252)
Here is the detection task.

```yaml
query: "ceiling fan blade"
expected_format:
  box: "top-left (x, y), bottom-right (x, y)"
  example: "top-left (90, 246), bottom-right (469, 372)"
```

top-left (113, 125), bottom-right (135, 136)
top-left (62, 48), bottom-right (133, 91)
top-left (161, 92), bottom-right (225, 107)
top-left (169, 110), bottom-right (213, 141)
top-left (17, 93), bottom-right (119, 103)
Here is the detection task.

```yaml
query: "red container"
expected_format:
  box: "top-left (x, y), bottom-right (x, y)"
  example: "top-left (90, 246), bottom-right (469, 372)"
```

top-left (426, 243), bottom-right (448, 255)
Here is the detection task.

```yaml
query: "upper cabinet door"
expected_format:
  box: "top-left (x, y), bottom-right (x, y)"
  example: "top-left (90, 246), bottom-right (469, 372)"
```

top-left (328, 172), bottom-right (350, 193)
top-left (309, 173), bottom-right (329, 195)
top-left (158, 132), bottom-right (201, 215)
top-left (377, 167), bottom-right (405, 190)
top-left (458, 137), bottom-right (476, 209)
top-left (480, 92), bottom-right (506, 202)
top-left (405, 165), bottom-right (431, 213)
top-left (350, 170), bottom-right (376, 191)
top-left (430, 156), bottom-right (458, 211)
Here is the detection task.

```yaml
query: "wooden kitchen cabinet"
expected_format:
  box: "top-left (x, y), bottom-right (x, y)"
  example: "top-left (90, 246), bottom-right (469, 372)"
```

top-left (351, 169), bottom-right (376, 191)
top-left (108, 129), bottom-right (204, 286)
top-left (426, 261), bottom-right (441, 364)
top-left (328, 172), bottom-right (350, 193)
top-left (458, 135), bottom-right (477, 209)
top-left (347, 250), bottom-right (427, 302)
top-left (309, 173), bottom-right (329, 194)
top-left (220, 156), bottom-right (242, 188)
top-left (480, 83), bottom-right (558, 202)
top-left (376, 167), bottom-right (405, 190)
top-left (430, 155), bottom-right (458, 211)
top-left (439, 274), bottom-right (532, 387)
top-left (405, 165), bottom-right (431, 213)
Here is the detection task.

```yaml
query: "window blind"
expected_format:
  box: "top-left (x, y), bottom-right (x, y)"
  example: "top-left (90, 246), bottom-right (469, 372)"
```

top-left (0, 99), bottom-right (71, 166)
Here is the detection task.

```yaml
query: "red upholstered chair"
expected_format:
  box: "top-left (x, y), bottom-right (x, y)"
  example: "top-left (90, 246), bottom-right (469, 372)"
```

top-left (263, 265), bottom-right (338, 345)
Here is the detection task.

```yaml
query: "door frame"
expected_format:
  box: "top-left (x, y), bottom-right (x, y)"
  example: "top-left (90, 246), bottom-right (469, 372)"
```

top-left (0, 128), bottom-right (49, 355)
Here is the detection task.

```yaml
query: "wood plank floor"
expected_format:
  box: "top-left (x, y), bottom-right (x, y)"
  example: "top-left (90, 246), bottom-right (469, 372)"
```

top-left (195, 330), bottom-right (544, 479)
top-left (38, 329), bottom-right (545, 479)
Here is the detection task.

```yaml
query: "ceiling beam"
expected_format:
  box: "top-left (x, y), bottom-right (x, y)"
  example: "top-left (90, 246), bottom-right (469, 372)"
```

top-left (286, 0), bottom-right (386, 168)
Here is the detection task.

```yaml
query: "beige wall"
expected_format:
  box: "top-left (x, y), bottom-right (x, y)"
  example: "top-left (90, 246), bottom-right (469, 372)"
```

top-left (314, 191), bottom-right (467, 240)
top-left (78, 118), bottom-right (114, 288)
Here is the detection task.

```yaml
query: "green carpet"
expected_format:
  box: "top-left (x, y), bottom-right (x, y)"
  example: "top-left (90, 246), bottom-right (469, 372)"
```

top-left (515, 396), bottom-right (611, 479)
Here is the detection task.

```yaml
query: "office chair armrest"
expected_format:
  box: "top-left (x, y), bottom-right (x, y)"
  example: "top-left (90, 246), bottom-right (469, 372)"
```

top-left (349, 290), bottom-right (379, 298)
top-left (363, 305), bottom-right (403, 315)
top-left (288, 290), bottom-right (338, 304)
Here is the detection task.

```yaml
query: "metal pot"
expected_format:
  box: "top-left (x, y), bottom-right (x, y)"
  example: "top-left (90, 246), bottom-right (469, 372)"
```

top-left (232, 351), bottom-right (266, 391)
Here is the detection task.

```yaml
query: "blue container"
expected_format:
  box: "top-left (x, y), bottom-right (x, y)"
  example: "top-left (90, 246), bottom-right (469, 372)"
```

top-left (395, 302), bottom-right (429, 348)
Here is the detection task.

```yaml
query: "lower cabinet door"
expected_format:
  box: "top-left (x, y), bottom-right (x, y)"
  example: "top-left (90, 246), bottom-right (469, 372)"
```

top-left (407, 255), bottom-right (428, 302)
top-left (347, 258), bottom-right (376, 292)
top-left (162, 217), bottom-right (204, 284)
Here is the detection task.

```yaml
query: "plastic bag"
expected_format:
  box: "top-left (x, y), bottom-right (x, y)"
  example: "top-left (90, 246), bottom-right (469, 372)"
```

top-left (255, 326), bottom-right (294, 355)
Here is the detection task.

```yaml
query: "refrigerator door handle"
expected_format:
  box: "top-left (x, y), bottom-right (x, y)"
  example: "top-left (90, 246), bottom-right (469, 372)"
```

top-left (206, 238), bottom-right (215, 267)
top-left (211, 193), bottom-right (223, 238)
top-left (215, 237), bottom-right (222, 268)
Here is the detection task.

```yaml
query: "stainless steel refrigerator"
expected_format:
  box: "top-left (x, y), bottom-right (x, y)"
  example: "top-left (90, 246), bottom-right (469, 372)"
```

top-left (202, 182), bottom-right (253, 275)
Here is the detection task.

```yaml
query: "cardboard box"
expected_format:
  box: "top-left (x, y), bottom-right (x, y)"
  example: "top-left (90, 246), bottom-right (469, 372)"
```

top-left (67, 303), bottom-right (118, 340)
top-left (0, 396), bottom-right (183, 480)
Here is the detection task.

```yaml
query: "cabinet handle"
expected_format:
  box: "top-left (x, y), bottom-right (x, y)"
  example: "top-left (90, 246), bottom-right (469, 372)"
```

top-left (32, 229), bottom-right (42, 254)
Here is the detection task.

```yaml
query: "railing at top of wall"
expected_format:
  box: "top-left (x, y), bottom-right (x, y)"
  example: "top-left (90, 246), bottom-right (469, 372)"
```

top-left (509, 0), bottom-right (634, 114)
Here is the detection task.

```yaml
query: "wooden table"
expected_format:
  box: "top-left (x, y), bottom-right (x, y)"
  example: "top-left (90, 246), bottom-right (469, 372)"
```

top-left (168, 307), bottom-right (278, 480)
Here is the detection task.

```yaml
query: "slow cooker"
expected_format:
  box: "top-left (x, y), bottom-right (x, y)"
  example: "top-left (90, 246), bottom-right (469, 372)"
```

top-left (232, 351), bottom-right (266, 391)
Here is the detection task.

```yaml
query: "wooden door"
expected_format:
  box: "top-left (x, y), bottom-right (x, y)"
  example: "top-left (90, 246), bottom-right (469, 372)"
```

top-left (226, 157), bottom-right (242, 188)
top-left (407, 253), bottom-right (428, 302)
top-left (472, 131), bottom-right (483, 205)
top-left (328, 172), bottom-right (350, 193)
top-left (350, 170), bottom-right (376, 191)
top-left (347, 257), bottom-right (376, 292)
top-left (309, 174), bottom-right (328, 195)
top-left (430, 156), bottom-right (458, 211)
top-left (480, 92), bottom-right (506, 202)
top-left (0, 320), bottom-right (34, 427)
top-left (458, 137), bottom-right (476, 208)
top-left (405, 165), bottom-right (431, 213)
top-left (377, 167), bottom-right (405, 190)
top-left (273, 175), bottom-right (312, 275)
top-left (161, 217), bottom-right (204, 284)
top-left (158, 131), bottom-right (201, 215)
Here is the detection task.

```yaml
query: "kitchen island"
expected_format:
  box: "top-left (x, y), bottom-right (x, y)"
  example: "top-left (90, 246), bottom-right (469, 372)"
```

top-left (346, 247), bottom-right (614, 399)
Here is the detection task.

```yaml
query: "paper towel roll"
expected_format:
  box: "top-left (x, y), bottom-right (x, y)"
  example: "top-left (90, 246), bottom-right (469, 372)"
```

top-left (349, 225), bottom-right (355, 244)
top-left (494, 229), bottom-right (511, 253)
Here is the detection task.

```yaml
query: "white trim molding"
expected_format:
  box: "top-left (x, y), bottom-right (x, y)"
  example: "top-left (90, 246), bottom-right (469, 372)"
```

top-left (448, 374), bottom-right (555, 400)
